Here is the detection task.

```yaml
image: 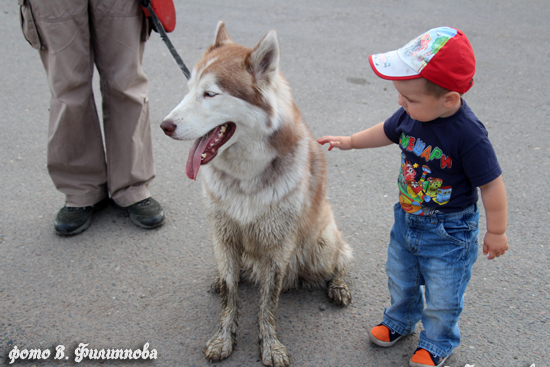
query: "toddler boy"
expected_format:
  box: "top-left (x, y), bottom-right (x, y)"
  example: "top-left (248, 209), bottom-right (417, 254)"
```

top-left (318, 27), bottom-right (508, 367)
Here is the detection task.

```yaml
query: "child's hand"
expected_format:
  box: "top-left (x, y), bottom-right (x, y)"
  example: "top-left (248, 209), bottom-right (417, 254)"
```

top-left (482, 232), bottom-right (509, 260)
top-left (317, 136), bottom-right (353, 151)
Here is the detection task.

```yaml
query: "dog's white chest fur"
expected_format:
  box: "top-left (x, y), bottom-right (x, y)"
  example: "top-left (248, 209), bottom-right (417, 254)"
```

top-left (201, 138), bottom-right (309, 225)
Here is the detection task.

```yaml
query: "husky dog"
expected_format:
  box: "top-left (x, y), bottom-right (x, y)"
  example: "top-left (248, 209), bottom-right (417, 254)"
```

top-left (160, 22), bottom-right (352, 367)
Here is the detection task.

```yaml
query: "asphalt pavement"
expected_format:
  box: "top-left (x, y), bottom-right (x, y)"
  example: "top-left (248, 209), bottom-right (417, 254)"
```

top-left (1, 1), bottom-right (549, 366)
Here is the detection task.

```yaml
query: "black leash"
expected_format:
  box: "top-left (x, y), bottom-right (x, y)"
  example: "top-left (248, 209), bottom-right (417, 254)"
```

top-left (141, 0), bottom-right (191, 79)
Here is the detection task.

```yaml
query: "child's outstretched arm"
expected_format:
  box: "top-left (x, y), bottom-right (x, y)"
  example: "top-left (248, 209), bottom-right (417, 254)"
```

top-left (479, 175), bottom-right (508, 260)
top-left (318, 122), bottom-right (393, 151)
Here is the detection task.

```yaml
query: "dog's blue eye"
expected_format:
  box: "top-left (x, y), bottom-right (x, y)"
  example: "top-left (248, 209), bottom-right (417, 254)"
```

top-left (204, 91), bottom-right (217, 98)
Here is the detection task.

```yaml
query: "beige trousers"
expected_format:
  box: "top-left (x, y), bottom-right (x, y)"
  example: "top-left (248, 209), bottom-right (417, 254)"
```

top-left (22, 0), bottom-right (155, 207)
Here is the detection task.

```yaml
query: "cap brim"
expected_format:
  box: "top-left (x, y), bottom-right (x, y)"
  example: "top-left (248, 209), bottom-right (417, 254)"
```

top-left (369, 50), bottom-right (421, 80)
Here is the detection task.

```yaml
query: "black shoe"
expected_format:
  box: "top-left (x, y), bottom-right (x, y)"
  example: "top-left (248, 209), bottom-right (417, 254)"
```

top-left (125, 197), bottom-right (165, 229)
top-left (54, 197), bottom-right (110, 236)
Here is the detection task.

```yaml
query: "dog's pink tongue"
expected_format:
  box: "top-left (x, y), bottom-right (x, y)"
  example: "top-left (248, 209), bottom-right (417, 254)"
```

top-left (186, 135), bottom-right (210, 180)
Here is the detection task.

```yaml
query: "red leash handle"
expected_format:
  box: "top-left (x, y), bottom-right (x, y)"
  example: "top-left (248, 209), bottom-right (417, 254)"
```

top-left (141, 0), bottom-right (176, 33)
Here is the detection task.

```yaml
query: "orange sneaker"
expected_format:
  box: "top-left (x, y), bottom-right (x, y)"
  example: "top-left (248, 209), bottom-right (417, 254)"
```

top-left (409, 348), bottom-right (449, 367)
top-left (368, 323), bottom-right (403, 347)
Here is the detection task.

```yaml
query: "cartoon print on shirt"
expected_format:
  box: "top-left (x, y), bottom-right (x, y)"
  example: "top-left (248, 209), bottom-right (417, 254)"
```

top-left (425, 177), bottom-right (444, 198)
top-left (436, 186), bottom-right (452, 204)
top-left (398, 152), bottom-right (452, 215)
top-left (399, 133), bottom-right (452, 169)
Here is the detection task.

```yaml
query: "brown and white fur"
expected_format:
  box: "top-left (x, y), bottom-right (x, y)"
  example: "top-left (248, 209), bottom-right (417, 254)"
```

top-left (160, 22), bottom-right (352, 367)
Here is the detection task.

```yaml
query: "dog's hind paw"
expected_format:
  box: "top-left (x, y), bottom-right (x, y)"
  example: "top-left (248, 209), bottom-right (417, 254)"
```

top-left (209, 277), bottom-right (221, 294)
top-left (260, 338), bottom-right (290, 367)
top-left (327, 279), bottom-right (352, 307)
top-left (204, 331), bottom-right (235, 362)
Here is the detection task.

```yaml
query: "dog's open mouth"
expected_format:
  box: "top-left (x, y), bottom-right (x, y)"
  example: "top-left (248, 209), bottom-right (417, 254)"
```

top-left (186, 122), bottom-right (236, 180)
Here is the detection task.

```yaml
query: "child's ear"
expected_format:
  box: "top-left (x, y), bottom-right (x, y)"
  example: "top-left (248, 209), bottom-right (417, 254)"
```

top-left (443, 92), bottom-right (461, 108)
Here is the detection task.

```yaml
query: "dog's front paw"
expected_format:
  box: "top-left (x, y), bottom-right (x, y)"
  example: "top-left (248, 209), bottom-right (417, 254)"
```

top-left (327, 279), bottom-right (352, 306)
top-left (204, 330), bottom-right (235, 362)
top-left (259, 338), bottom-right (290, 367)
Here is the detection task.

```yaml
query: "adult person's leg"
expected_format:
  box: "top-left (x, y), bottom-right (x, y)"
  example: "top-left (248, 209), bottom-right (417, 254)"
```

top-left (89, 0), bottom-right (164, 229)
top-left (29, 0), bottom-right (110, 235)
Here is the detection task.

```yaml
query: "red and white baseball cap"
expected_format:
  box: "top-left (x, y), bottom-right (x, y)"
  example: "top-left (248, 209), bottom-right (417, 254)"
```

top-left (369, 27), bottom-right (476, 94)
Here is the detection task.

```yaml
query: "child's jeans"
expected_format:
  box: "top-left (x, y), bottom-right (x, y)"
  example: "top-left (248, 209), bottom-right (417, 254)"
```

top-left (382, 202), bottom-right (479, 358)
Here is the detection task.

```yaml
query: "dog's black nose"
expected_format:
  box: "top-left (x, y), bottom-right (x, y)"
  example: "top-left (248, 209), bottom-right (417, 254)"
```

top-left (160, 120), bottom-right (177, 136)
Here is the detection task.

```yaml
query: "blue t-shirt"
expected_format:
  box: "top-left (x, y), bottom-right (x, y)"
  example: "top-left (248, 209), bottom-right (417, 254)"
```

top-left (384, 100), bottom-right (502, 215)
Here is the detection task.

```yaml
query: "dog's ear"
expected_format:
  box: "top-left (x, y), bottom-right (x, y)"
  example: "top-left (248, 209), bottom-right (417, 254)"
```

top-left (213, 21), bottom-right (232, 48)
top-left (248, 30), bottom-right (280, 85)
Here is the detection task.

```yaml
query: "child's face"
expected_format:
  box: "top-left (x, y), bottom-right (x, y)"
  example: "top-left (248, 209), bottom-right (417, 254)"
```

top-left (392, 79), bottom-right (454, 122)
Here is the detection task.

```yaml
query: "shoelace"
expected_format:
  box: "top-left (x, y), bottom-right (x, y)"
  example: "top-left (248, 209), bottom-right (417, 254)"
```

top-left (67, 206), bottom-right (89, 212)
top-left (137, 199), bottom-right (151, 206)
